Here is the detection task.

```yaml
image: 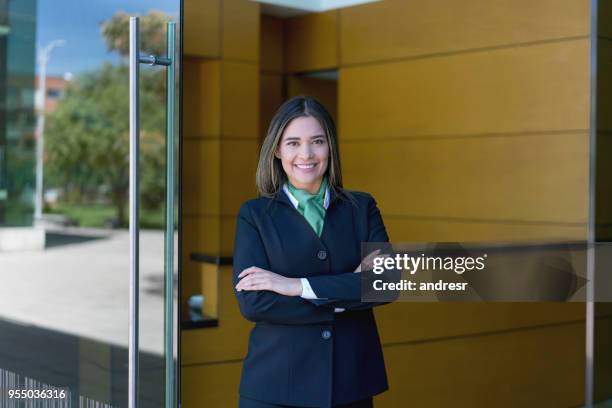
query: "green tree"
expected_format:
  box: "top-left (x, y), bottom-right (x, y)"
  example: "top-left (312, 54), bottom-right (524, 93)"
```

top-left (46, 11), bottom-right (171, 227)
top-left (101, 10), bottom-right (169, 57)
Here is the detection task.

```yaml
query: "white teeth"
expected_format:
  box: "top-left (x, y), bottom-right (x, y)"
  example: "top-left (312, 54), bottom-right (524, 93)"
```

top-left (296, 164), bottom-right (315, 169)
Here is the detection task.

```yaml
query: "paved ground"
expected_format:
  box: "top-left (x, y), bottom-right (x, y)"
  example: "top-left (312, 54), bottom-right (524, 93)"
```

top-left (0, 228), bottom-right (177, 406)
top-left (0, 228), bottom-right (177, 355)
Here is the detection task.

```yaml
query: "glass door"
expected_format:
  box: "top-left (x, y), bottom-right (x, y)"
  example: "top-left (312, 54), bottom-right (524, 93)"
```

top-left (0, 0), bottom-right (180, 406)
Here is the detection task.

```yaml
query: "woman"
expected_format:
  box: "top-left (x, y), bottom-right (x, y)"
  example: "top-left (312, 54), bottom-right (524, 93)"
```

top-left (233, 96), bottom-right (392, 408)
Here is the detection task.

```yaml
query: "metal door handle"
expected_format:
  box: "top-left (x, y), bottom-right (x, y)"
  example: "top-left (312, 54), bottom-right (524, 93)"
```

top-left (129, 16), bottom-right (176, 408)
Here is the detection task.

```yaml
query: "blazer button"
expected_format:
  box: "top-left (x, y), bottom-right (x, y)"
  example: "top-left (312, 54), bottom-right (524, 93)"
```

top-left (321, 330), bottom-right (332, 340)
top-left (317, 250), bottom-right (327, 260)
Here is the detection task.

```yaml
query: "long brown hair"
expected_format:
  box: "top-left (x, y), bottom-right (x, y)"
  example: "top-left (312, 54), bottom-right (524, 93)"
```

top-left (256, 95), bottom-right (345, 198)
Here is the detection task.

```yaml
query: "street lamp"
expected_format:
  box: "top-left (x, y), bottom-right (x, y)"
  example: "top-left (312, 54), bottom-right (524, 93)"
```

top-left (34, 39), bottom-right (65, 222)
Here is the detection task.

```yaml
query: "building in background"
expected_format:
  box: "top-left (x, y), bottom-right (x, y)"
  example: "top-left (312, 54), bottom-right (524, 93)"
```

top-left (0, 0), bottom-right (44, 250)
top-left (35, 74), bottom-right (68, 113)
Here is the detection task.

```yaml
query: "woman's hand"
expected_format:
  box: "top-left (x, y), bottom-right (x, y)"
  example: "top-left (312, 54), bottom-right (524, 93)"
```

top-left (236, 267), bottom-right (303, 296)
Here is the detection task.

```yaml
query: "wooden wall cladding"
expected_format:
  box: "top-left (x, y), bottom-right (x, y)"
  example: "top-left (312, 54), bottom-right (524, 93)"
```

top-left (183, 139), bottom-right (220, 216)
top-left (260, 73), bottom-right (284, 139)
top-left (379, 321), bottom-right (584, 407)
top-left (287, 76), bottom-right (337, 121)
top-left (284, 11), bottom-right (338, 73)
top-left (220, 140), bottom-right (259, 218)
top-left (376, 303), bottom-right (584, 345)
top-left (261, 15), bottom-right (284, 73)
top-left (341, 133), bottom-right (589, 225)
top-left (222, 0), bottom-right (259, 62)
top-left (182, 265), bottom-right (252, 364)
top-left (221, 61), bottom-right (260, 139)
top-left (339, 39), bottom-right (590, 139)
top-left (182, 361), bottom-right (242, 408)
top-left (339, 0), bottom-right (589, 66)
top-left (383, 217), bottom-right (587, 243)
top-left (183, 59), bottom-right (221, 139)
top-left (184, 0), bottom-right (220, 58)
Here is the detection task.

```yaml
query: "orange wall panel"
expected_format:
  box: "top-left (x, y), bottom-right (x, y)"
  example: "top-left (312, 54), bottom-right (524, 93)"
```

top-left (222, 0), bottom-right (260, 62)
top-left (221, 61), bottom-right (260, 139)
top-left (342, 133), bottom-right (589, 224)
top-left (340, 0), bottom-right (589, 65)
top-left (184, 0), bottom-right (220, 58)
top-left (339, 39), bottom-right (590, 139)
top-left (183, 59), bottom-right (221, 139)
top-left (379, 322), bottom-right (584, 407)
top-left (287, 76), bottom-right (337, 121)
top-left (261, 15), bottom-right (284, 73)
top-left (284, 11), bottom-right (338, 72)
top-left (383, 216), bottom-right (587, 243)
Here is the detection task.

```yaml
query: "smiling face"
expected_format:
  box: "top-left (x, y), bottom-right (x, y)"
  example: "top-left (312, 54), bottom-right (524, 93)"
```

top-left (275, 116), bottom-right (329, 194)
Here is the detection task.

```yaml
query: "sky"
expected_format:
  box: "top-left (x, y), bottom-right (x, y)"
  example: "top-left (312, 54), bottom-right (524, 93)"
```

top-left (36, 0), bottom-right (178, 76)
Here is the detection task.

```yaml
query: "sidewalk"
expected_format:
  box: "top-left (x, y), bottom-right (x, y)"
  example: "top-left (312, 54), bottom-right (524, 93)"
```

top-left (0, 228), bottom-right (177, 355)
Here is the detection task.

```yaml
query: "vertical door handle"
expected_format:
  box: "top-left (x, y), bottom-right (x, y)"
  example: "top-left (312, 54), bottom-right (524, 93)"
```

top-left (128, 16), bottom-right (176, 408)
top-left (128, 17), bottom-right (140, 408)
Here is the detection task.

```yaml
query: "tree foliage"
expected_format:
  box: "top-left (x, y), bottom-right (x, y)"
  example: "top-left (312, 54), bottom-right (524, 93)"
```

top-left (101, 11), bottom-right (170, 57)
top-left (46, 11), bottom-right (171, 226)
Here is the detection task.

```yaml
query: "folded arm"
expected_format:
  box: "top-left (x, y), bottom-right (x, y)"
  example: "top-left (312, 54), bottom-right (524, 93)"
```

top-left (303, 195), bottom-right (399, 311)
top-left (233, 203), bottom-right (335, 325)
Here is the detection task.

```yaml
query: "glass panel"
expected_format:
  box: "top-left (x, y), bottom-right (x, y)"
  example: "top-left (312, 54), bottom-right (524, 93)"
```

top-left (594, 1), bottom-right (612, 405)
top-left (0, 0), bottom-right (180, 407)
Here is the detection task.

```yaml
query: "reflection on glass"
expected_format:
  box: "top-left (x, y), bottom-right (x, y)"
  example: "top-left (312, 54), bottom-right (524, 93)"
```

top-left (594, 1), bottom-right (612, 405)
top-left (1, 0), bottom-right (36, 227)
top-left (0, 0), bottom-right (179, 407)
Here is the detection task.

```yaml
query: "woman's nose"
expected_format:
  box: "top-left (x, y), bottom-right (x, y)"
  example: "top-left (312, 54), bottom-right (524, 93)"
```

top-left (298, 144), bottom-right (314, 159)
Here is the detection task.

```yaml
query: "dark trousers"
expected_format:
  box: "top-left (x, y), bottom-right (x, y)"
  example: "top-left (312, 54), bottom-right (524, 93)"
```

top-left (238, 396), bottom-right (373, 408)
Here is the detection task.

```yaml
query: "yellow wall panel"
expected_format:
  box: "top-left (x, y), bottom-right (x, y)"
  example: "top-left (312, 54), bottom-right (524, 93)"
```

top-left (221, 61), bottom-right (259, 138)
top-left (222, 0), bottom-right (259, 62)
top-left (376, 303), bottom-right (584, 345)
top-left (182, 265), bottom-right (252, 364)
top-left (220, 140), bottom-right (258, 217)
top-left (181, 361), bottom-right (241, 408)
top-left (182, 316), bottom-right (586, 407)
top-left (378, 322), bottom-right (584, 407)
top-left (182, 215), bottom-right (221, 257)
top-left (384, 216), bottom-right (587, 242)
top-left (183, 59), bottom-right (221, 139)
top-left (181, 260), bottom-right (200, 322)
top-left (284, 11), bottom-right (338, 73)
top-left (340, 0), bottom-right (589, 65)
top-left (287, 76), bottom-right (337, 121)
top-left (221, 216), bottom-right (238, 256)
top-left (261, 15), bottom-right (284, 73)
top-left (199, 263), bottom-right (219, 318)
top-left (260, 73), bottom-right (284, 139)
top-left (341, 133), bottom-right (589, 223)
top-left (184, 0), bottom-right (220, 58)
top-left (182, 215), bottom-right (221, 318)
top-left (339, 39), bottom-right (590, 139)
top-left (182, 268), bottom-right (586, 366)
top-left (183, 140), bottom-right (220, 216)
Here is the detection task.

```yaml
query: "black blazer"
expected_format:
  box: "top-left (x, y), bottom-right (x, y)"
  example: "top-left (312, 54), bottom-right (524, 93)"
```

top-left (233, 188), bottom-right (391, 408)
